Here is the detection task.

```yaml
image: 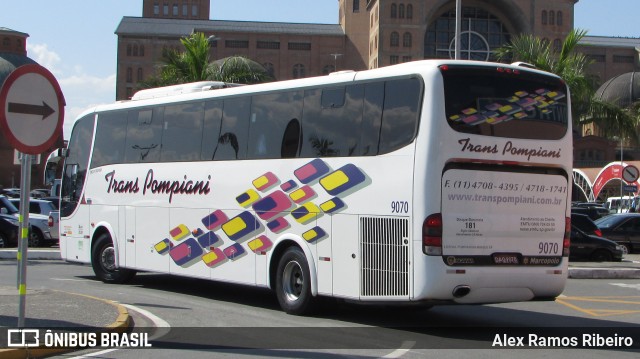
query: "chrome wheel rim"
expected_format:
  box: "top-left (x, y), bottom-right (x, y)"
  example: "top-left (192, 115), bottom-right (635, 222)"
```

top-left (282, 260), bottom-right (304, 302)
top-left (100, 246), bottom-right (116, 271)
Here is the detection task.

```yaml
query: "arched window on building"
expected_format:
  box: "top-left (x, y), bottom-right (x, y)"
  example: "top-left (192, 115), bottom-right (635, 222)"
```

top-left (127, 44), bottom-right (132, 56)
top-left (126, 67), bottom-right (133, 83)
top-left (407, 4), bottom-right (413, 19)
top-left (353, 0), bottom-right (359, 12)
top-left (425, 6), bottom-right (510, 61)
top-left (137, 68), bottom-right (143, 82)
top-left (390, 32), bottom-right (400, 47)
top-left (293, 64), bottom-right (305, 79)
top-left (398, 4), bottom-right (405, 19)
top-left (549, 10), bottom-right (555, 26)
top-left (403, 32), bottom-right (412, 47)
top-left (391, 3), bottom-right (397, 18)
top-left (133, 44), bottom-right (139, 57)
top-left (557, 11), bottom-right (563, 26)
top-left (542, 10), bottom-right (547, 25)
top-left (2, 37), bottom-right (9, 47)
top-left (553, 39), bottom-right (562, 52)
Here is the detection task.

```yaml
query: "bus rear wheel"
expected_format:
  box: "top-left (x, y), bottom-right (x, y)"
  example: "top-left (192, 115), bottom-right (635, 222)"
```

top-left (92, 233), bottom-right (136, 283)
top-left (275, 246), bottom-right (315, 315)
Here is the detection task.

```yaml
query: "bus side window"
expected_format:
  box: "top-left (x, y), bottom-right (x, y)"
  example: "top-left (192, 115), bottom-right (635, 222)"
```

top-left (250, 91), bottom-right (303, 159)
top-left (214, 97), bottom-right (251, 161)
top-left (360, 82), bottom-right (384, 155)
top-left (124, 108), bottom-right (163, 163)
top-left (379, 78), bottom-right (421, 154)
top-left (161, 102), bottom-right (205, 162)
top-left (201, 100), bottom-right (223, 161)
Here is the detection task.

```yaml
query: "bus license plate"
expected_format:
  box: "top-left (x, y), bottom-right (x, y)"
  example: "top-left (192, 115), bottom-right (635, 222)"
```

top-left (492, 253), bottom-right (520, 265)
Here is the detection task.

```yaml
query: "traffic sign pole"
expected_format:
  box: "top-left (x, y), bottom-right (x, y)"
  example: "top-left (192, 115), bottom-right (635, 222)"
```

top-left (0, 63), bottom-right (64, 328)
top-left (17, 152), bottom-right (31, 328)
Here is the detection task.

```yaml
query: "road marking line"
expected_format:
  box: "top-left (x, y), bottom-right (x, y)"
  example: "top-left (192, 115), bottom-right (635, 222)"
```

top-left (122, 303), bottom-right (171, 340)
top-left (382, 340), bottom-right (415, 358)
top-left (68, 348), bottom-right (119, 359)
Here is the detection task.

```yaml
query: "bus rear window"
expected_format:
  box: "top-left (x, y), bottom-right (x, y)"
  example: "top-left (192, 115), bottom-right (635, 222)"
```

top-left (442, 66), bottom-right (568, 140)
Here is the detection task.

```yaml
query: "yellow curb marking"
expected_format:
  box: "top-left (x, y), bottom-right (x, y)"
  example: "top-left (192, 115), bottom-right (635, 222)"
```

top-left (556, 296), bottom-right (640, 317)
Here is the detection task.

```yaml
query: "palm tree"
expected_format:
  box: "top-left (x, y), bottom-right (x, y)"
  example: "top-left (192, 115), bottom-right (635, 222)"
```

top-left (209, 56), bottom-right (271, 84)
top-left (496, 29), bottom-right (639, 143)
top-left (139, 32), bottom-right (271, 89)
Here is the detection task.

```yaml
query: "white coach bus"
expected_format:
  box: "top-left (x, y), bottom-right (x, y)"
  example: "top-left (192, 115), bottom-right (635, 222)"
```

top-left (59, 60), bottom-right (572, 314)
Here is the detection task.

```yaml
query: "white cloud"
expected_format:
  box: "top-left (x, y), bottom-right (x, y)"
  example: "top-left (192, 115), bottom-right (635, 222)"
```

top-left (25, 43), bottom-right (117, 139)
top-left (26, 43), bottom-right (62, 76)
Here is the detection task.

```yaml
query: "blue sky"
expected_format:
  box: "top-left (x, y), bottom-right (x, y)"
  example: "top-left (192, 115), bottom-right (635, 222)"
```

top-left (1, 0), bottom-right (638, 138)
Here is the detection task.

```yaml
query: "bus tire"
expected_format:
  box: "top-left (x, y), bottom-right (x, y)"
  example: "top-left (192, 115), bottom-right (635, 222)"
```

top-left (275, 246), bottom-right (315, 315)
top-left (92, 233), bottom-right (136, 284)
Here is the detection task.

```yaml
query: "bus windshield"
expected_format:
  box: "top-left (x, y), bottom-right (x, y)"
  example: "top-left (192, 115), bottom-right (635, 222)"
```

top-left (442, 65), bottom-right (568, 140)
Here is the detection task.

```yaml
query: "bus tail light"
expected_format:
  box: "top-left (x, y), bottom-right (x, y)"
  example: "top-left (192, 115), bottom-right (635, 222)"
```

top-left (563, 217), bottom-right (571, 257)
top-left (423, 213), bottom-right (443, 256)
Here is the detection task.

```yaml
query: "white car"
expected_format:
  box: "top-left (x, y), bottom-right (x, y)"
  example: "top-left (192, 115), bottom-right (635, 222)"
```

top-left (2, 196), bottom-right (57, 247)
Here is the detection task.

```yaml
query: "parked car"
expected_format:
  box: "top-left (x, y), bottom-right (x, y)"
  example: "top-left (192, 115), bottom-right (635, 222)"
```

top-left (0, 213), bottom-right (20, 247)
top-left (570, 225), bottom-right (624, 262)
top-left (0, 195), bottom-right (56, 247)
top-left (571, 213), bottom-right (602, 237)
top-left (595, 213), bottom-right (640, 255)
top-left (9, 198), bottom-right (56, 217)
top-left (571, 206), bottom-right (610, 221)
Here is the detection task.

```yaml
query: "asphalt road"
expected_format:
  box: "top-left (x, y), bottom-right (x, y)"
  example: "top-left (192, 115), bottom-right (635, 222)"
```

top-left (1, 260), bottom-right (639, 358)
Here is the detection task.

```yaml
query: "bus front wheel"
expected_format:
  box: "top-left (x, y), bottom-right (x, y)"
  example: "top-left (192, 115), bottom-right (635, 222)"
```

top-left (275, 246), bottom-right (315, 315)
top-left (91, 234), bottom-right (136, 284)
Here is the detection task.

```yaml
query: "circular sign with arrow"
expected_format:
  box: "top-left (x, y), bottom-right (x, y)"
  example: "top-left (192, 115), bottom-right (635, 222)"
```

top-left (0, 63), bottom-right (64, 154)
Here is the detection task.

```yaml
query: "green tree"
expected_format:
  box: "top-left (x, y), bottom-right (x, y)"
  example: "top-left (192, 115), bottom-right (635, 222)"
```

top-left (139, 32), bottom-right (271, 89)
top-left (496, 29), bottom-right (639, 143)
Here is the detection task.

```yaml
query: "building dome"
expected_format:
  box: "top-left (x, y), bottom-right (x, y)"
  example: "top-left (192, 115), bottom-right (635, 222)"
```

top-left (595, 71), bottom-right (640, 108)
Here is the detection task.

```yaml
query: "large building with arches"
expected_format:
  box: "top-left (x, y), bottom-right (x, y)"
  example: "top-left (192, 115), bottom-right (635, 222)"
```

top-left (115, 0), bottom-right (639, 100)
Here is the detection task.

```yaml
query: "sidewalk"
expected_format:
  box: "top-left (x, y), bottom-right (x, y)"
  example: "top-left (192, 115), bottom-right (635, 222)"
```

top-left (0, 285), bottom-right (130, 359)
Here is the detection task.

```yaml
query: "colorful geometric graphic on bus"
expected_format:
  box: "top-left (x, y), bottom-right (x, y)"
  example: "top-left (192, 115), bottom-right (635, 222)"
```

top-left (294, 159), bottom-right (331, 184)
top-left (252, 172), bottom-right (278, 192)
top-left (319, 197), bottom-right (345, 214)
top-left (154, 238), bottom-right (172, 255)
top-left (196, 230), bottom-right (220, 248)
top-left (319, 164), bottom-right (366, 196)
top-left (169, 237), bottom-right (203, 266)
top-left (236, 189), bottom-right (260, 207)
top-left (170, 224), bottom-right (190, 241)
top-left (222, 211), bottom-right (260, 241)
top-left (248, 235), bottom-right (273, 253)
top-left (252, 191), bottom-right (293, 221)
top-left (302, 226), bottom-right (327, 243)
top-left (202, 210), bottom-right (228, 231)
top-left (289, 185), bottom-right (315, 204)
top-left (202, 247), bottom-right (225, 268)
top-left (191, 228), bottom-right (204, 238)
top-left (267, 217), bottom-right (289, 233)
top-left (447, 88), bottom-right (565, 127)
top-left (280, 180), bottom-right (298, 192)
top-left (291, 202), bottom-right (321, 224)
top-left (223, 243), bottom-right (246, 260)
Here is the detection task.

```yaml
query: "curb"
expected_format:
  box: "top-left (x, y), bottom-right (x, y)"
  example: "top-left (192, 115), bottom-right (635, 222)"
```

top-left (0, 250), bottom-right (60, 261)
top-left (568, 267), bottom-right (640, 279)
top-left (0, 292), bottom-right (131, 359)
